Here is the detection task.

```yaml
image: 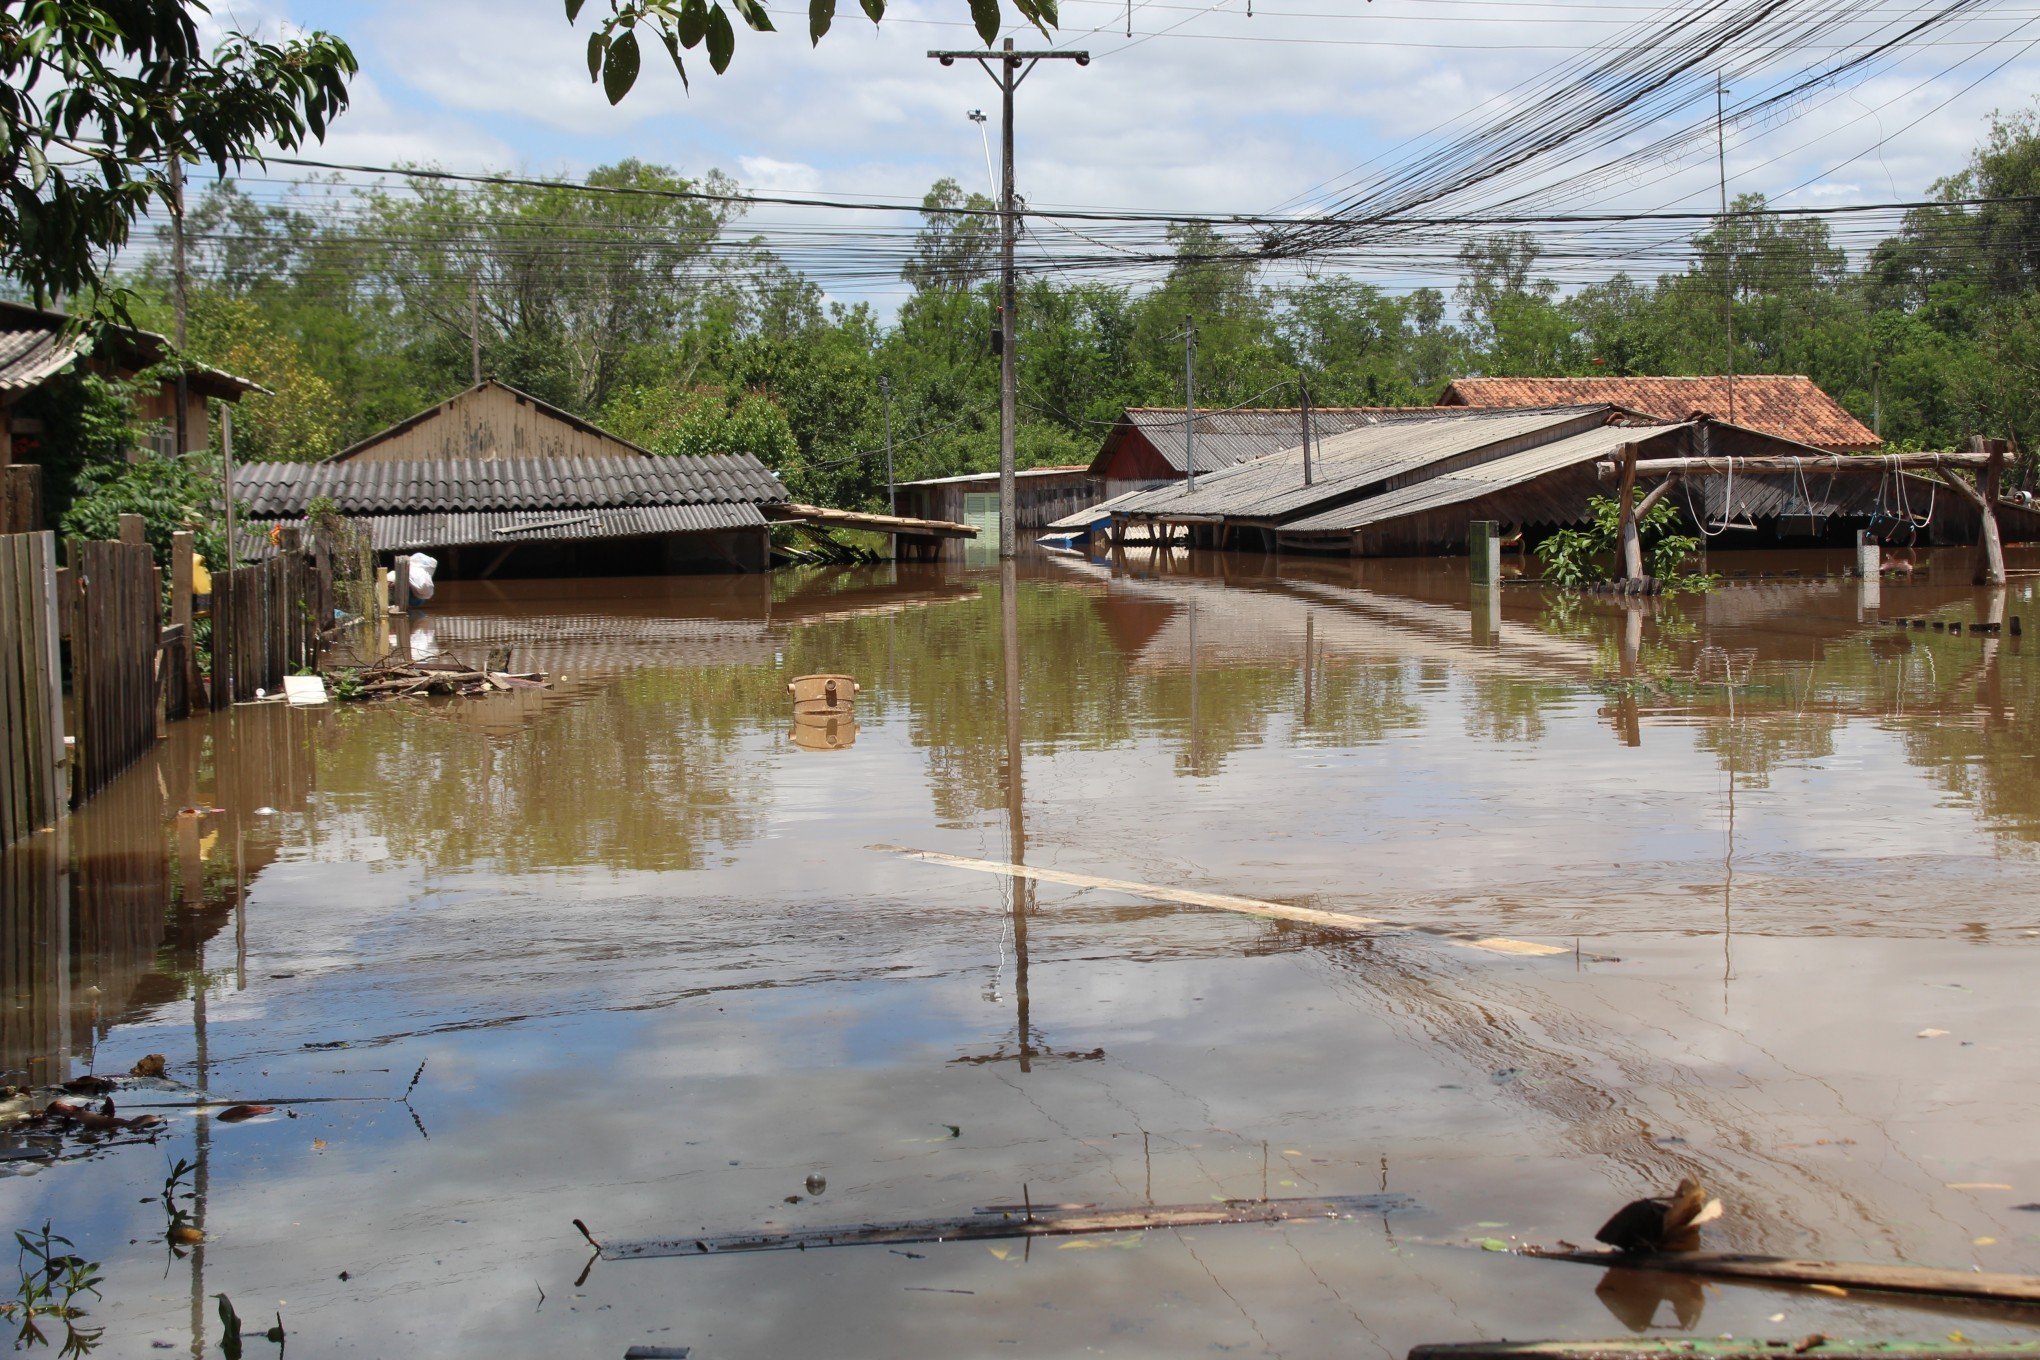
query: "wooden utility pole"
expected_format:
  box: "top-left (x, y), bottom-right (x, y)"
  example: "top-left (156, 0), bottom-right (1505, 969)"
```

top-left (929, 39), bottom-right (1089, 559)
top-left (170, 155), bottom-right (191, 455)
top-left (1183, 317), bottom-right (1197, 492)
top-left (1616, 442), bottom-right (1642, 580)
top-left (879, 374), bottom-right (896, 515)
top-left (468, 272), bottom-right (483, 386)
top-left (1938, 436), bottom-right (2007, 586)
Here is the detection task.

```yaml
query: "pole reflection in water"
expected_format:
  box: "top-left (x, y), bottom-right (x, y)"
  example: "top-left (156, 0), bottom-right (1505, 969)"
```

top-left (1002, 559), bottom-right (1033, 1072)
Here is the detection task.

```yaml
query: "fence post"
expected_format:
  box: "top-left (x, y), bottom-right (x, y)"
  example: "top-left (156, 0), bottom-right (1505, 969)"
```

top-left (118, 513), bottom-right (146, 547)
top-left (2, 464), bottom-right (43, 533)
top-left (1468, 520), bottom-right (1501, 586)
top-left (393, 554), bottom-right (412, 617)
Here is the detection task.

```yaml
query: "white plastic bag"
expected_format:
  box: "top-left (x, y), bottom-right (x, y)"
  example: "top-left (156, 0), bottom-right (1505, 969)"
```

top-left (408, 552), bottom-right (438, 601)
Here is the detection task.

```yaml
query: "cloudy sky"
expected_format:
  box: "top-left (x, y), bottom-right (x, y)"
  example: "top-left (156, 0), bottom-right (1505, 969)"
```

top-left (205, 0), bottom-right (2040, 310)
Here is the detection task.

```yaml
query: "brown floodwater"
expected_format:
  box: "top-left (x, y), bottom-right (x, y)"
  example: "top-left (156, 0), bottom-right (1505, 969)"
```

top-left (4, 544), bottom-right (2040, 1358)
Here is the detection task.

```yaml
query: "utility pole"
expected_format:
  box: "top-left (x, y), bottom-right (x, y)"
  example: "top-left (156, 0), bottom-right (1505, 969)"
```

top-left (930, 39), bottom-right (1089, 559)
top-left (1183, 317), bottom-right (1198, 492)
top-left (170, 154), bottom-right (190, 455)
top-left (469, 272), bottom-right (483, 387)
top-left (1716, 72), bottom-right (1737, 426)
top-left (879, 374), bottom-right (897, 515)
top-left (1299, 371), bottom-right (1314, 487)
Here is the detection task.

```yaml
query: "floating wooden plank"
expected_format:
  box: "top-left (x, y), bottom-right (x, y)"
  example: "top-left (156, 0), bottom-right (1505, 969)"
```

top-left (601, 1193), bottom-right (1415, 1261)
top-left (767, 502), bottom-right (978, 538)
top-left (871, 844), bottom-right (1569, 958)
top-left (1410, 1341), bottom-right (2040, 1359)
top-left (1528, 1250), bottom-right (2040, 1307)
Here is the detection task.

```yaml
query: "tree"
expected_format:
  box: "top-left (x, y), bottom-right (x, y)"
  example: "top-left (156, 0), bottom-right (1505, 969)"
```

top-left (565, 0), bottom-right (1058, 95)
top-left (1, 2), bottom-right (355, 306)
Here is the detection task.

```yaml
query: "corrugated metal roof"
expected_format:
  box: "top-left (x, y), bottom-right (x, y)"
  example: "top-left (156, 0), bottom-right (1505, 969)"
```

top-left (232, 454), bottom-right (787, 517)
top-left (0, 329), bottom-right (74, 396)
top-left (1046, 485), bottom-right (1153, 530)
top-left (1439, 375), bottom-right (1880, 452)
top-left (0, 299), bottom-right (262, 399)
top-left (245, 501), bottom-right (766, 555)
top-left (1116, 406), bottom-right (1457, 475)
top-left (1285, 422), bottom-right (1683, 532)
top-left (1111, 407), bottom-right (1611, 522)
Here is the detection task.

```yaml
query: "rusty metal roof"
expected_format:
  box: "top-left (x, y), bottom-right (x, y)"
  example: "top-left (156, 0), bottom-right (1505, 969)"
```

top-left (1110, 407), bottom-right (1612, 523)
top-left (1105, 406), bottom-right (1449, 476)
top-left (232, 454), bottom-right (787, 518)
top-left (1439, 376), bottom-right (1879, 452)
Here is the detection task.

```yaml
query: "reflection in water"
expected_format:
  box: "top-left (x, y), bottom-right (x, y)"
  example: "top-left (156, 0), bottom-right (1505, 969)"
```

top-left (5, 551), bottom-right (2040, 1358)
top-left (1595, 1267), bottom-right (1707, 1332)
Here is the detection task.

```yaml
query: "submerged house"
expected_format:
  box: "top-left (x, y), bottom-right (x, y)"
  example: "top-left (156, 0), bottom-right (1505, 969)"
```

top-left (241, 381), bottom-right (789, 576)
top-left (1089, 403), bottom-right (2011, 556)
top-left (893, 465), bottom-right (1098, 559)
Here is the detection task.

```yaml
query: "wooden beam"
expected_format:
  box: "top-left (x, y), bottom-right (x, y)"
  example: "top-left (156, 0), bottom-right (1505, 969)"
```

top-left (767, 502), bottom-right (977, 538)
top-left (1527, 1249), bottom-right (2040, 1306)
top-left (1940, 437), bottom-right (2007, 585)
top-left (1599, 452), bottom-right (1989, 478)
top-left (1634, 475), bottom-right (1680, 520)
top-left (871, 844), bottom-right (1570, 957)
top-left (600, 1192), bottom-right (1416, 1260)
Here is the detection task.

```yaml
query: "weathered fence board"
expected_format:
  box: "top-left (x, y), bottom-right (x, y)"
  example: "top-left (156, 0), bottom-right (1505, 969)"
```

top-left (69, 539), bottom-right (162, 806)
top-left (1, 531), bottom-right (65, 848)
top-left (208, 552), bottom-right (317, 707)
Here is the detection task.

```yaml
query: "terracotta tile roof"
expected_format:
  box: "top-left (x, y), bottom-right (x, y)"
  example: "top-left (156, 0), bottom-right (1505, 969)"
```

top-left (1437, 375), bottom-right (1879, 452)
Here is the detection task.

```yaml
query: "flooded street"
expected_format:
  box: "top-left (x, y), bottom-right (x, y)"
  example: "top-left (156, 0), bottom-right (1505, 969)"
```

top-left (6, 548), bottom-right (2040, 1358)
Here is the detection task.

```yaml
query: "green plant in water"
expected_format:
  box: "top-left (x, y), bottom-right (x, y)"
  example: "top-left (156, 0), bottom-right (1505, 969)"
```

top-left (1535, 494), bottom-right (1712, 592)
top-left (3, 1221), bottom-right (103, 1353)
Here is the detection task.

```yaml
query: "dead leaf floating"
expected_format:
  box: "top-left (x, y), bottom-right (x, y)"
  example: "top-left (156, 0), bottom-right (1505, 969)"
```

top-left (130, 1054), bottom-right (168, 1079)
top-left (214, 1104), bottom-right (275, 1123)
top-left (1595, 1176), bottom-right (1723, 1253)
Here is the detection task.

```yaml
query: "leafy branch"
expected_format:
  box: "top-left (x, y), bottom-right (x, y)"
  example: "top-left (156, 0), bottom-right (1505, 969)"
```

top-left (564, 0), bottom-right (1058, 97)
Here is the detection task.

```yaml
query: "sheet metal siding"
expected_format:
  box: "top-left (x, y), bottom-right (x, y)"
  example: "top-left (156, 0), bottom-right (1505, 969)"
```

top-left (233, 454), bottom-right (787, 517)
top-left (1286, 423), bottom-right (1681, 533)
top-left (1112, 408), bottom-right (1610, 522)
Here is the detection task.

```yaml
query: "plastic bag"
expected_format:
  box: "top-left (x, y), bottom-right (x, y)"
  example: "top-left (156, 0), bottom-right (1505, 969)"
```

top-left (408, 553), bottom-right (438, 601)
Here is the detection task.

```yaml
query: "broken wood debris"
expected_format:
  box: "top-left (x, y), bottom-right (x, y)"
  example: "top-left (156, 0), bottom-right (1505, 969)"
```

top-left (1525, 1249), bottom-right (2040, 1307)
top-left (330, 651), bottom-right (547, 701)
top-left (600, 1192), bottom-right (1415, 1261)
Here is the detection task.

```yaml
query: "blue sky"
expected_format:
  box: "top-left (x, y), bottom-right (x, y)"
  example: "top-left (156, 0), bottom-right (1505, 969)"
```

top-left (202, 0), bottom-right (2040, 312)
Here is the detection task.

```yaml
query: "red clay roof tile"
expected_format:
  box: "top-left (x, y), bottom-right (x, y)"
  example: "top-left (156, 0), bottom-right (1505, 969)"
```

top-left (1438, 375), bottom-right (1878, 452)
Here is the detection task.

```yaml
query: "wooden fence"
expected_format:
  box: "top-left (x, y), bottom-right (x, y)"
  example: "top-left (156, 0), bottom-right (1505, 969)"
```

top-left (67, 536), bottom-right (164, 805)
top-left (210, 541), bottom-right (316, 709)
top-left (0, 529), bottom-right (66, 849)
top-left (1, 464), bottom-right (330, 839)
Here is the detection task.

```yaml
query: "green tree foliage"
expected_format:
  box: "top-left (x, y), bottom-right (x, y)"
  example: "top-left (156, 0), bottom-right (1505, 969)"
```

top-left (0, 1), bottom-right (354, 307)
top-left (61, 449), bottom-right (235, 578)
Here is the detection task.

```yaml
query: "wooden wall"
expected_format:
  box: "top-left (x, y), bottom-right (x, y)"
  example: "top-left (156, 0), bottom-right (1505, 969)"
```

top-left (0, 531), bottom-right (65, 848)
top-left (341, 383), bottom-right (647, 463)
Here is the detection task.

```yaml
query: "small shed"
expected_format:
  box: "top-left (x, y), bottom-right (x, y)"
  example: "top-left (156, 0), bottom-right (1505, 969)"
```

top-left (328, 380), bottom-right (653, 463)
top-left (1437, 375), bottom-right (1880, 453)
top-left (893, 465), bottom-right (1099, 559)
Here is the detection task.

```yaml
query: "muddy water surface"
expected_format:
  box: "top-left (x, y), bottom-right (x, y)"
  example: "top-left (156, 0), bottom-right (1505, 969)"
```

top-left (5, 547), bottom-right (2040, 1358)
